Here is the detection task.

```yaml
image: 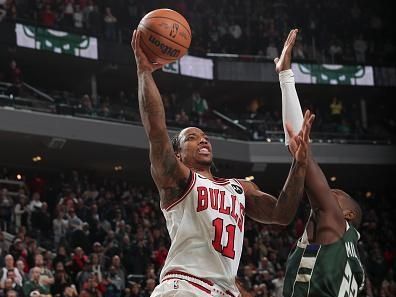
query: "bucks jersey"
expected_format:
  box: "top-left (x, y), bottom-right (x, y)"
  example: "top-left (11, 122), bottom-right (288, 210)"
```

top-left (159, 171), bottom-right (246, 293)
top-left (283, 222), bottom-right (365, 297)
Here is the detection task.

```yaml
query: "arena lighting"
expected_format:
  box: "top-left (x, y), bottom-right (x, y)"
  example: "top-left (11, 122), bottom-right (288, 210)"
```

top-left (330, 176), bottom-right (337, 182)
top-left (114, 166), bottom-right (123, 171)
top-left (266, 138), bottom-right (272, 143)
top-left (16, 174), bottom-right (22, 180)
top-left (32, 156), bottom-right (42, 162)
top-left (365, 191), bottom-right (373, 198)
top-left (245, 176), bottom-right (255, 182)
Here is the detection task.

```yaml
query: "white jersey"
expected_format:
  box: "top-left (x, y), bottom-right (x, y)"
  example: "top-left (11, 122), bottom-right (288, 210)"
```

top-left (160, 171), bottom-right (246, 292)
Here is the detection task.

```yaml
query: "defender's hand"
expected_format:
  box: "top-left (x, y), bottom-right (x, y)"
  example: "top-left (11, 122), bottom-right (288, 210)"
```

top-left (274, 28), bottom-right (298, 73)
top-left (131, 30), bottom-right (163, 73)
top-left (285, 109), bottom-right (315, 165)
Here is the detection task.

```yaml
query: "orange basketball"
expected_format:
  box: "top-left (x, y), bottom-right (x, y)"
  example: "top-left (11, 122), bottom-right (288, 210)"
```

top-left (138, 9), bottom-right (191, 64)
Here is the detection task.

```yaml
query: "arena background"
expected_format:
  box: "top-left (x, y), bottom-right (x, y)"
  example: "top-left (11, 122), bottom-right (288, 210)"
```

top-left (0, 1), bottom-right (395, 297)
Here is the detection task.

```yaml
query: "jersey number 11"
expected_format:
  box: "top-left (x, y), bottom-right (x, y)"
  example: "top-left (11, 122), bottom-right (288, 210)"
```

top-left (212, 218), bottom-right (236, 259)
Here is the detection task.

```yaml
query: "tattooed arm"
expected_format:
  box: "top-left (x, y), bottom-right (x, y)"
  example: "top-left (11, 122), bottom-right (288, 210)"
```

top-left (132, 30), bottom-right (190, 208)
top-left (241, 159), bottom-right (306, 225)
top-left (242, 110), bottom-right (315, 225)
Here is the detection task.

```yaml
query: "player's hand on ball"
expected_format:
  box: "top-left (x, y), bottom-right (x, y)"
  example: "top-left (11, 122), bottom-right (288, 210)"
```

top-left (131, 30), bottom-right (164, 73)
top-left (274, 28), bottom-right (298, 73)
top-left (285, 109), bottom-right (315, 165)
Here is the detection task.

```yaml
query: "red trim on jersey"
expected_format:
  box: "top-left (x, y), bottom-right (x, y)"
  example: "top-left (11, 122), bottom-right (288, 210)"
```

top-left (164, 270), bottom-right (214, 285)
top-left (233, 178), bottom-right (243, 187)
top-left (164, 172), bottom-right (196, 211)
top-left (162, 277), bottom-right (211, 295)
top-left (196, 174), bottom-right (230, 185)
top-left (163, 270), bottom-right (237, 297)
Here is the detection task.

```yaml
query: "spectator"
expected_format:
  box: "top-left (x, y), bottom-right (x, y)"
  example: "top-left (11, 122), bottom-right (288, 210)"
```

top-left (191, 92), bottom-right (209, 125)
top-left (82, 273), bottom-right (102, 297)
top-left (53, 211), bottom-right (68, 247)
top-left (0, 232), bottom-right (7, 257)
top-left (0, 190), bottom-right (13, 232)
top-left (40, 4), bottom-right (56, 27)
top-left (37, 203), bottom-right (51, 238)
top-left (15, 260), bottom-right (27, 283)
top-left (23, 267), bottom-right (50, 297)
top-left (67, 208), bottom-right (83, 233)
top-left (29, 254), bottom-right (54, 286)
top-left (353, 34), bottom-right (368, 64)
top-left (73, 4), bottom-right (84, 29)
top-left (329, 96), bottom-right (343, 126)
top-left (174, 109), bottom-right (190, 125)
top-left (62, 0), bottom-right (74, 28)
top-left (78, 94), bottom-right (95, 116)
top-left (0, 255), bottom-right (23, 287)
top-left (103, 7), bottom-right (117, 41)
top-left (271, 270), bottom-right (285, 297)
top-left (90, 253), bottom-right (103, 283)
top-left (1, 271), bottom-right (24, 297)
top-left (14, 194), bottom-right (28, 232)
top-left (328, 38), bottom-right (343, 64)
top-left (141, 278), bottom-right (155, 297)
top-left (104, 266), bottom-right (122, 297)
top-left (85, 3), bottom-right (101, 35)
top-left (110, 256), bottom-right (125, 291)
top-left (28, 192), bottom-right (42, 231)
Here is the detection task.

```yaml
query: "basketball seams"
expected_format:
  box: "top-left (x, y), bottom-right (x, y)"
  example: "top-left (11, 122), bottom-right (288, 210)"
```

top-left (138, 23), bottom-right (189, 50)
top-left (141, 16), bottom-right (192, 38)
top-left (140, 38), bottom-right (176, 62)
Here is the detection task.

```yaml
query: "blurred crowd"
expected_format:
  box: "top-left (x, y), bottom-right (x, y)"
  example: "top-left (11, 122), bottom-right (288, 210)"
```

top-left (1, 58), bottom-right (395, 143)
top-left (0, 0), bottom-right (394, 65)
top-left (0, 168), bottom-right (395, 297)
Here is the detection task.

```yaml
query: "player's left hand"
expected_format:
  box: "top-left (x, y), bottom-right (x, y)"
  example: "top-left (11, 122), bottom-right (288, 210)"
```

top-left (274, 28), bottom-right (298, 73)
top-left (285, 109), bottom-right (315, 165)
top-left (131, 29), bottom-right (164, 73)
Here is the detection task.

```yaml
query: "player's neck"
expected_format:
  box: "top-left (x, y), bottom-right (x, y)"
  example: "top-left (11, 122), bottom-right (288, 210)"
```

top-left (192, 167), bottom-right (213, 179)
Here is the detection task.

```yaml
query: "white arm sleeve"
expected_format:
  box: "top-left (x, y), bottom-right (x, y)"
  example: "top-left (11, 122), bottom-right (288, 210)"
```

top-left (279, 69), bottom-right (304, 145)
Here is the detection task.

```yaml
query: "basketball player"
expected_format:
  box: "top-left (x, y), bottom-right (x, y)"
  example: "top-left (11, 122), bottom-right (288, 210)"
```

top-left (131, 29), bottom-right (314, 297)
top-left (275, 29), bottom-right (365, 297)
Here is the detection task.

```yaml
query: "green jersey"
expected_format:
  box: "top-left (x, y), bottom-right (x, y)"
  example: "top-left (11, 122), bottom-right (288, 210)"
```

top-left (283, 222), bottom-right (365, 297)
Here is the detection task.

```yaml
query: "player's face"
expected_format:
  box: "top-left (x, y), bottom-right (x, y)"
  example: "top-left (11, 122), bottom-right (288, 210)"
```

top-left (178, 127), bottom-right (213, 167)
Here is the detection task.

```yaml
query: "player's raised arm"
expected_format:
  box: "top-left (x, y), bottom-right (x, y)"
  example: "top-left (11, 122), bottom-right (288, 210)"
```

top-left (276, 29), bottom-right (346, 219)
top-left (242, 110), bottom-right (314, 225)
top-left (131, 30), bottom-right (190, 208)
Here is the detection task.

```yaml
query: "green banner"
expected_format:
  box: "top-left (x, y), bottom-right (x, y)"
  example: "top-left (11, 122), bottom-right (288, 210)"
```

top-left (292, 63), bottom-right (374, 86)
top-left (15, 23), bottom-right (98, 60)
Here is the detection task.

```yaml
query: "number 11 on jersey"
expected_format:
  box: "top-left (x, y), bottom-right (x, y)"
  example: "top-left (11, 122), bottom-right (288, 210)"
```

top-left (212, 218), bottom-right (236, 259)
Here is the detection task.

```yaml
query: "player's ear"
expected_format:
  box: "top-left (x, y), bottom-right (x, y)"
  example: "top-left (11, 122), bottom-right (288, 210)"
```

top-left (175, 152), bottom-right (181, 160)
top-left (343, 209), bottom-right (354, 221)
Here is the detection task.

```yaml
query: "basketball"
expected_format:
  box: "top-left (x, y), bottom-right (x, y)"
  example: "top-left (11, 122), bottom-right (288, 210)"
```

top-left (138, 9), bottom-right (191, 64)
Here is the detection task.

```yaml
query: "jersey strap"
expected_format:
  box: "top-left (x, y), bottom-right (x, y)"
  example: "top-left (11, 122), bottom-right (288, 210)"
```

top-left (290, 244), bottom-right (321, 296)
top-left (164, 171), bottom-right (196, 211)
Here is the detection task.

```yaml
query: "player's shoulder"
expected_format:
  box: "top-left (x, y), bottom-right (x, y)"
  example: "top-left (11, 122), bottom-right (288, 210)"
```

top-left (236, 179), bottom-right (260, 191)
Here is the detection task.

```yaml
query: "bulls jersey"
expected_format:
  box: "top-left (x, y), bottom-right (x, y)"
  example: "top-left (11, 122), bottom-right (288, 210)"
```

top-left (160, 171), bottom-right (246, 292)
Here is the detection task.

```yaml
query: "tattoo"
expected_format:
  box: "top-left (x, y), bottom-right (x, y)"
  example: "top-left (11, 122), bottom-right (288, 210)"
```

top-left (273, 159), bottom-right (306, 224)
top-left (161, 174), bottom-right (191, 208)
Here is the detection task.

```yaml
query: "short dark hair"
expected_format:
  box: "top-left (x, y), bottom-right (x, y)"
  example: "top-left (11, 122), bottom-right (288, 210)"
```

top-left (332, 189), bottom-right (362, 228)
top-left (171, 132), bottom-right (182, 153)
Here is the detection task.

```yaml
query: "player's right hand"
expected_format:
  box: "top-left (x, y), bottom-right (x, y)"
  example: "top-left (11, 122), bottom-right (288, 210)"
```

top-left (285, 109), bottom-right (315, 165)
top-left (274, 28), bottom-right (298, 73)
top-left (131, 30), bottom-right (163, 73)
